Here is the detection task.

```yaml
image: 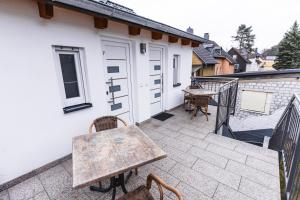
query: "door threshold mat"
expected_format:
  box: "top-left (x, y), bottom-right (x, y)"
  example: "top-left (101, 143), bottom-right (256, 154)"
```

top-left (152, 112), bottom-right (174, 121)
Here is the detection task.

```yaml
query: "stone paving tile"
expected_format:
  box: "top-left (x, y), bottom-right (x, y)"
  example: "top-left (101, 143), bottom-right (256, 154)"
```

top-left (27, 191), bottom-right (49, 200)
top-left (204, 134), bottom-right (238, 150)
top-left (61, 159), bottom-right (72, 176)
top-left (235, 143), bottom-right (278, 165)
top-left (188, 146), bottom-right (228, 168)
top-left (192, 160), bottom-right (241, 190)
top-left (235, 141), bottom-right (278, 159)
top-left (168, 181), bottom-right (213, 200)
top-left (239, 178), bottom-right (280, 200)
top-left (177, 135), bottom-right (209, 149)
top-left (177, 122), bottom-right (199, 130)
top-left (161, 145), bottom-right (198, 168)
top-left (155, 127), bottom-right (181, 139)
top-left (206, 143), bottom-right (247, 163)
top-left (169, 164), bottom-right (218, 197)
top-left (142, 127), bottom-right (165, 141)
top-left (38, 165), bottom-right (74, 199)
top-left (0, 190), bottom-right (9, 200)
top-left (8, 177), bottom-right (44, 200)
top-left (160, 137), bottom-right (192, 152)
top-left (152, 157), bottom-right (177, 172)
top-left (246, 156), bottom-right (279, 177)
top-left (226, 160), bottom-right (280, 191)
top-left (213, 184), bottom-right (253, 200)
top-left (160, 122), bottom-right (182, 132)
top-left (178, 128), bottom-right (208, 139)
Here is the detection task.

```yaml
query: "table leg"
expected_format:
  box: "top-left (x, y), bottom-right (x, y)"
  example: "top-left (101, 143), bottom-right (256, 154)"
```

top-left (119, 173), bottom-right (128, 194)
top-left (111, 177), bottom-right (116, 200)
top-left (90, 177), bottom-right (114, 192)
top-left (125, 170), bottom-right (133, 184)
top-left (90, 172), bottom-right (130, 200)
top-left (199, 107), bottom-right (211, 115)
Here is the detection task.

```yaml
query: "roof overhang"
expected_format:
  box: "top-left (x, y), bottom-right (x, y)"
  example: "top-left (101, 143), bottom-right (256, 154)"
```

top-left (38, 0), bottom-right (207, 46)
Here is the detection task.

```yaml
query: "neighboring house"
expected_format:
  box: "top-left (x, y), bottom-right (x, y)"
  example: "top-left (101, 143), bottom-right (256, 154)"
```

top-left (0, 0), bottom-right (206, 185)
top-left (192, 35), bottom-right (235, 76)
top-left (246, 54), bottom-right (276, 72)
top-left (228, 47), bottom-right (252, 73)
top-left (262, 56), bottom-right (277, 69)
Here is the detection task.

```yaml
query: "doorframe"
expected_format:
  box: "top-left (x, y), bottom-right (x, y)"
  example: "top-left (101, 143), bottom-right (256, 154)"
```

top-left (149, 43), bottom-right (168, 113)
top-left (100, 38), bottom-right (135, 123)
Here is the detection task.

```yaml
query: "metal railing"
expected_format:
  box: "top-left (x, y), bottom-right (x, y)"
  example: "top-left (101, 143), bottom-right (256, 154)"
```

top-left (269, 94), bottom-right (300, 200)
top-left (192, 77), bottom-right (239, 134)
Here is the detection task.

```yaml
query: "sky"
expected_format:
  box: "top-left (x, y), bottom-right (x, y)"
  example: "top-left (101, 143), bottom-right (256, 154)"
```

top-left (112, 0), bottom-right (300, 52)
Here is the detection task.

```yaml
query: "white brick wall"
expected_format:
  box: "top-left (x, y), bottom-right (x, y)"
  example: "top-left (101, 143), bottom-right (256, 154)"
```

top-left (234, 78), bottom-right (300, 119)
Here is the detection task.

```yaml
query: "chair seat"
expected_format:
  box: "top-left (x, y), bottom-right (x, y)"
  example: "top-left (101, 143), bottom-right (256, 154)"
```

top-left (117, 186), bottom-right (154, 200)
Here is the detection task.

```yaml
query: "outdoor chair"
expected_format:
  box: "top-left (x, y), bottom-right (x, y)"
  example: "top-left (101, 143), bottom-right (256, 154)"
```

top-left (88, 116), bottom-right (138, 185)
top-left (190, 95), bottom-right (212, 121)
top-left (118, 173), bottom-right (183, 200)
top-left (88, 116), bottom-right (127, 133)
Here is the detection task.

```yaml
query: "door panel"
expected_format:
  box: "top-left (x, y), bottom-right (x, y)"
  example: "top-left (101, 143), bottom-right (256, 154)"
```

top-left (150, 88), bottom-right (161, 103)
top-left (102, 41), bottom-right (133, 124)
top-left (149, 47), bottom-right (163, 116)
top-left (149, 60), bottom-right (161, 75)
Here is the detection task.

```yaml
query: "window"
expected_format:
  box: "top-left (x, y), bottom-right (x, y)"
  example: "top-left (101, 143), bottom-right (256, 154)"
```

top-left (173, 55), bottom-right (181, 87)
top-left (54, 46), bottom-right (91, 112)
top-left (241, 90), bottom-right (272, 114)
top-left (233, 55), bottom-right (237, 60)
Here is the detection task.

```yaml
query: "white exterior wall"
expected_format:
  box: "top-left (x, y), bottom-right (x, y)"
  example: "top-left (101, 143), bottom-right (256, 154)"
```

top-left (0, 0), bottom-right (192, 184)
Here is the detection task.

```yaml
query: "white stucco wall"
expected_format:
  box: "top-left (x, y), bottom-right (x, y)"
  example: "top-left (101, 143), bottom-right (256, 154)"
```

top-left (0, 0), bottom-right (193, 184)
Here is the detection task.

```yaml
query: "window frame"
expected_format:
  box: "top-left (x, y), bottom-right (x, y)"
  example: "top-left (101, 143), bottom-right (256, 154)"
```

top-left (173, 55), bottom-right (181, 87)
top-left (53, 46), bottom-right (89, 108)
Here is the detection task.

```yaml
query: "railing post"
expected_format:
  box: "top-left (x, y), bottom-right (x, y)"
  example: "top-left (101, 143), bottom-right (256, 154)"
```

top-left (286, 132), bottom-right (300, 199)
top-left (215, 90), bottom-right (222, 134)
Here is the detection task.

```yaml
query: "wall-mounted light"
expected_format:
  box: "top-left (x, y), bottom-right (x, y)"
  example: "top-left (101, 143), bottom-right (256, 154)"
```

top-left (140, 43), bottom-right (146, 54)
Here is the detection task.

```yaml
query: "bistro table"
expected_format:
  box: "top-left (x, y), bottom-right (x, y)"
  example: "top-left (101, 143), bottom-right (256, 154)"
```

top-left (182, 87), bottom-right (217, 96)
top-left (72, 125), bottom-right (167, 200)
top-left (182, 87), bottom-right (217, 115)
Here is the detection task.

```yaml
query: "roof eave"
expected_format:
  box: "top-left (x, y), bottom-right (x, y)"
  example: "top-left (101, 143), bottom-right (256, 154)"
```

top-left (48, 0), bottom-right (207, 43)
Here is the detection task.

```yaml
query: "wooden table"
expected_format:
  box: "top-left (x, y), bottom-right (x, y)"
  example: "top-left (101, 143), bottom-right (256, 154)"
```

top-left (72, 125), bottom-right (167, 200)
top-left (182, 88), bottom-right (217, 96)
top-left (183, 88), bottom-right (217, 115)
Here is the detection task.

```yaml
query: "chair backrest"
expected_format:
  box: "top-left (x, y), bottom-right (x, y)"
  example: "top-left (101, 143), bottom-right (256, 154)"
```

top-left (190, 95), bottom-right (211, 107)
top-left (189, 85), bottom-right (200, 89)
top-left (189, 83), bottom-right (203, 89)
top-left (88, 116), bottom-right (127, 134)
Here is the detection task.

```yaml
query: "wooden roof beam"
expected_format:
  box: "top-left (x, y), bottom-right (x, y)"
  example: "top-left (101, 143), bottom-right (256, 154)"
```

top-left (94, 16), bottom-right (108, 29)
top-left (181, 39), bottom-right (191, 46)
top-left (37, 1), bottom-right (53, 19)
top-left (168, 36), bottom-right (179, 43)
top-left (128, 26), bottom-right (141, 36)
top-left (191, 41), bottom-right (201, 47)
top-left (151, 31), bottom-right (163, 40)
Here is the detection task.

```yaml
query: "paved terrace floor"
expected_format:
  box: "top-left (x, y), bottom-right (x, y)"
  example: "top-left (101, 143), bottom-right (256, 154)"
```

top-left (0, 106), bottom-right (280, 200)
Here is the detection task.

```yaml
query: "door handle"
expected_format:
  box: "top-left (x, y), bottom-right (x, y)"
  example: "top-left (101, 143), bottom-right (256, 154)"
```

top-left (106, 91), bottom-right (109, 95)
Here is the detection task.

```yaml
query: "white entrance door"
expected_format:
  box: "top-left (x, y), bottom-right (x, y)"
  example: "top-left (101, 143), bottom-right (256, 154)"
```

top-left (102, 41), bottom-right (133, 124)
top-left (149, 46), bottom-right (163, 116)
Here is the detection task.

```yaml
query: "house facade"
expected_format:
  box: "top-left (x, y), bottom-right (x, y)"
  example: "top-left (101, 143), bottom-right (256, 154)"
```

top-left (192, 38), bottom-right (235, 76)
top-left (228, 47), bottom-right (252, 73)
top-left (0, 0), bottom-right (205, 185)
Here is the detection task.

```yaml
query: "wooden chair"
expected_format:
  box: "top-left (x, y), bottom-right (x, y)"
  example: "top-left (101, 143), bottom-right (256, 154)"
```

top-left (88, 116), bottom-right (138, 184)
top-left (118, 173), bottom-right (183, 200)
top-left (88, 116), bottom-right (127, 134)
top-left (190, 95), bottom-right (212, 121)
